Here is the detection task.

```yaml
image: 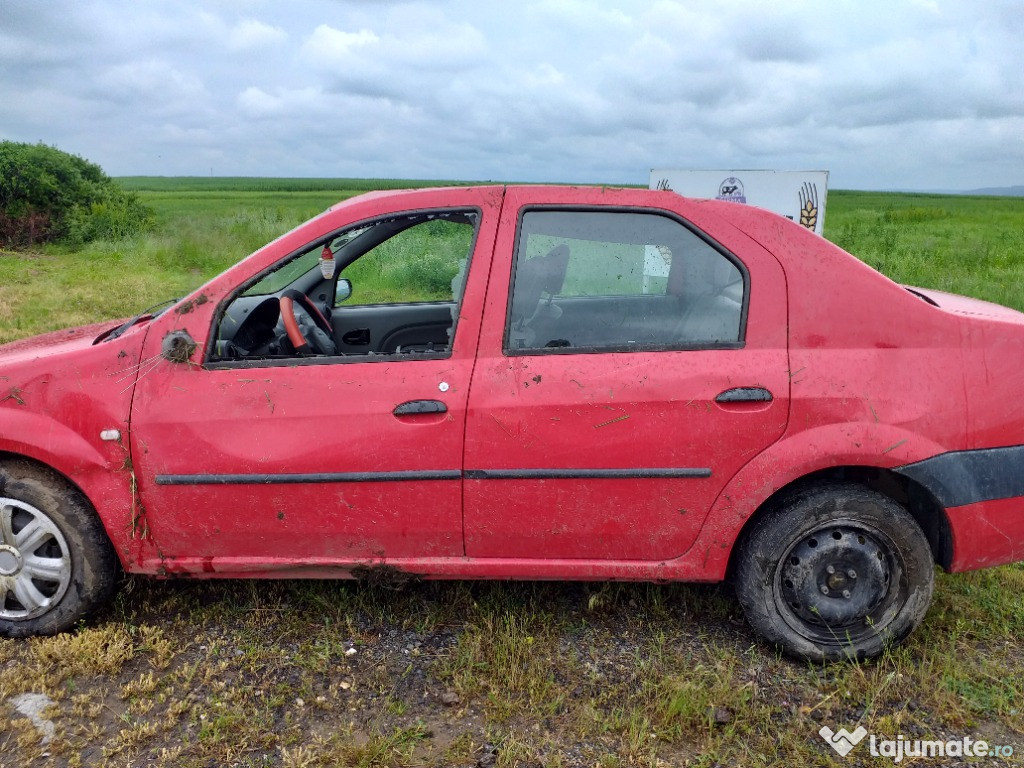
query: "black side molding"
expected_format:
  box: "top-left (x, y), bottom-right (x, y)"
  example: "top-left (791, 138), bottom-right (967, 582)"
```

top-left (156, 468), bottom-right (713, 485)
top-left (155, 470), bottom-right (461, 485)
top-left (895, 444), bottom-right (1024, 507)
top-left (464, 468), bottom-right (711, 480)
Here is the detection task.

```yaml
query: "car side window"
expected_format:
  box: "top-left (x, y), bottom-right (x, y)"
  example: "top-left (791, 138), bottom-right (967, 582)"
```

top-left (339, 218), bottom-right (475, 306)
top-left (214, 210), bottom-right (479, 363)
top-left (505, 210), bottom-right (746, 353)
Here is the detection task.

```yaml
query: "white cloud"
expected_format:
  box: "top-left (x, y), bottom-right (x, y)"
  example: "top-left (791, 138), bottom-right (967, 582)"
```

top-left (228, 19), bottom-right (287, 52)
top-left (97, 60), bottom-right (207, 103)
top-left (237, 86), bottom-right (284, 117)
top-left (0, 0), bottom-right (1021, 189)
top-left (303, 24), bottom-right (379, 59)
top-left (236, 86), bottom-right (324, 118)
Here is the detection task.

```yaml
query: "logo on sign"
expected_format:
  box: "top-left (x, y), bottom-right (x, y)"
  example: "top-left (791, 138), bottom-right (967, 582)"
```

top-left (716, 177), bottom-right (746, 204)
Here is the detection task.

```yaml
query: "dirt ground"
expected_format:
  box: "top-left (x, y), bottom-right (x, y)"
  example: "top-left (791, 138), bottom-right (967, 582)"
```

top-left (1, 571), bottom-right (1022, 767)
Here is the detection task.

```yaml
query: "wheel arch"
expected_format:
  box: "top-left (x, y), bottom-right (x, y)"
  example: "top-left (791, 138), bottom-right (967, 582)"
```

top-left (0, 450), bottom-right (100, 515)
top-left (0, 450), bottom-right (123, 635)
top-left (0, 448), bottom-right (139, 570)
top-left (0, 408), bottom-right (110, 495)
top-left (0, 448), bottom-right (87, 495)
top-left (725, 465), bottom-right (953, 581)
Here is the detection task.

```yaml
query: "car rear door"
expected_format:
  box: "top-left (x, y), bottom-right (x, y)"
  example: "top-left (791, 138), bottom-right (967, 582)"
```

top-left (463, 186), bottom-right (789, 561)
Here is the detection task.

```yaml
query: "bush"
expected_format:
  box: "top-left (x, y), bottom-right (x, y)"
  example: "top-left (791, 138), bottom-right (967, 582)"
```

top-left (0, 141), bottom-right (152, 248)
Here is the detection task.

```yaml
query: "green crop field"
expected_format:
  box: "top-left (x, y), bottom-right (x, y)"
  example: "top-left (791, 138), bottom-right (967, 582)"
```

top-left (1, 180), bottom-right (1022, 767)
top-left (2, 180), bottom-right (1024, 344)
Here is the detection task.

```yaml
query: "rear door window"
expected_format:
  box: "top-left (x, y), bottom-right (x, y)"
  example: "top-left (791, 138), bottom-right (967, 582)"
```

top-left (505, 210), bottom-right (746, 352)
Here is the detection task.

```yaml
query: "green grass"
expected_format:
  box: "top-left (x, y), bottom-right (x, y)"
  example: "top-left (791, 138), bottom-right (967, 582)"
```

top-left (4, 184), bottom-right (1024, 343)
top-left (827, 191), bottom-right (1024, 312)
top-left (343, 217), bottom-right (473, 305)
top-left (0, 189), bottom-right (349, 343)
top-left (1, 182), bottom-right (1023, 765)
top-left (1, 576), bottom-right (1020, 766)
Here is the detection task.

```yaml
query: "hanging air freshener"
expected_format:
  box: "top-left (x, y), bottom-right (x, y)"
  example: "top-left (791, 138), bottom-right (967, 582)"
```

top-left (319, 245), bottom-right (335, 279)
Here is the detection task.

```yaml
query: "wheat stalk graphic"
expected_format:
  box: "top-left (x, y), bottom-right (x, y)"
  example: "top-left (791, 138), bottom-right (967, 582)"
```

top-left (799, 182), bottom-right (819, 230)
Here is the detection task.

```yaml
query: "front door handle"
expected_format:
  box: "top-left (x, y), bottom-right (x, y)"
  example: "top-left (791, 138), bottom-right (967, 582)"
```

top-left (393, 400), bottom-right (448, 416)
top-left (715, 387), bottom-right (773, 403)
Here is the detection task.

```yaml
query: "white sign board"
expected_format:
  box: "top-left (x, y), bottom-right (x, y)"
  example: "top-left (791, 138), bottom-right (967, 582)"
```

top-left (649, 169), bottom-right (829, 235)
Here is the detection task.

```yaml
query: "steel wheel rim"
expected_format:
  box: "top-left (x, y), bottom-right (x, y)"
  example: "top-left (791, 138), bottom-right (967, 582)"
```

top-left (773, 517), bottom-right (906, 648)
top-left (0, 497), bottom-right (72, 621)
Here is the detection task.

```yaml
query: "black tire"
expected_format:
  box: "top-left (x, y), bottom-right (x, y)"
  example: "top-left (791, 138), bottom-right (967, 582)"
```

top-left (733, 483), bottom-right (934, 662)
top-left (0, 460), bottom-right (119, 637)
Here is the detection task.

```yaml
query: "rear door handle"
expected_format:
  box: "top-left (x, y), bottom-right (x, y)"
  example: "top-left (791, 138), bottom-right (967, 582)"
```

top-left (715, 387), bottom-right (773, 403)
top-left (393, 400), bottom-right (447, 416)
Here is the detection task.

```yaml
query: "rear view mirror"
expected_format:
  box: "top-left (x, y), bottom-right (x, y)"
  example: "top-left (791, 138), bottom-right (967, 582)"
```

top-left (335, 278), bottom-right (352, 304)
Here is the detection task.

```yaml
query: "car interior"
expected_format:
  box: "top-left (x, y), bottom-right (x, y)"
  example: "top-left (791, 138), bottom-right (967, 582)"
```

top-left (211, 211), bottom-right (477, 362)
top-left (210, 207), bottom-right (746, 364)
top-left (506, 211), bottom-right (746, 352)
top-left (507, 248), bottom-right (745, 351)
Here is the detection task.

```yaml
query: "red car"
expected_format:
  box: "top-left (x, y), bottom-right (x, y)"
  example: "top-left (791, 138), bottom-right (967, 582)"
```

top-left (1, 185), bottom-right (1022, 660)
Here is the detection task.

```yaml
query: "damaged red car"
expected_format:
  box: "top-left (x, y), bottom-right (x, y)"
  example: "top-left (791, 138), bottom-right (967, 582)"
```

top-left (2, 185), bottom-right (1023, 660)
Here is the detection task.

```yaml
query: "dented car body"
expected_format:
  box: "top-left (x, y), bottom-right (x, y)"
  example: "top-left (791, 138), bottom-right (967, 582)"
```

top-left (2, 185), bottom-right (1023, 660)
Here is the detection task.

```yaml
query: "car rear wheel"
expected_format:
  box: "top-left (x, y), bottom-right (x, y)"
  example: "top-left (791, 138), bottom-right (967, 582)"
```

top-left (0, 460), bottom-right (118, 637)
top-left (733, 483), bottom-right (934, 661)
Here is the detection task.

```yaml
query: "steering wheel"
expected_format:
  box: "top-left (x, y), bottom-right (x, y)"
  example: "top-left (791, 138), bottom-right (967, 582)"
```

top-left (279, 289), bottom-right (336, 355)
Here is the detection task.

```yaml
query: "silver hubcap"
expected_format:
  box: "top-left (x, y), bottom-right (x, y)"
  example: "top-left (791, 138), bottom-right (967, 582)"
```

top-left (0, 545), bottom-right (23, 575)
top-left (0, 498), bottom-right (72, 620)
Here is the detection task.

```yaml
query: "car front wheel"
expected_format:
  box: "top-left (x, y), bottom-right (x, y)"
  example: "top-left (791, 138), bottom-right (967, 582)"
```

top-left (734, 483), bottom-right (935, 661)
top-left (0, 460), bottom-right (118, 637)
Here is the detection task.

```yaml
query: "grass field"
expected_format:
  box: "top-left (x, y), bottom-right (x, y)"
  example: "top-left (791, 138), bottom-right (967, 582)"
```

top-left (1, 179), bottom-right (1022, 767)
top-left (3, 180), bottom-right (1024, 343)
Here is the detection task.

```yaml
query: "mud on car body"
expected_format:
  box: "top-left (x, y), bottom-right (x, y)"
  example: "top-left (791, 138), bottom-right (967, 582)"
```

top-left (2, 184), bottom-right (1023, 661)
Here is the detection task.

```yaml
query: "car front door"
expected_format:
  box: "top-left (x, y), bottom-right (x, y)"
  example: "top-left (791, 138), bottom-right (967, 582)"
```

top-left (463, 187), bottom-right (789, 561)
top-left (128, 189), bottom-right (502, 568)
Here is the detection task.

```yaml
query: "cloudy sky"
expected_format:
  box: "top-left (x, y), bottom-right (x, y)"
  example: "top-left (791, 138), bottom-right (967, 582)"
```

top-left (1, 0), bottom-right (1022, 190)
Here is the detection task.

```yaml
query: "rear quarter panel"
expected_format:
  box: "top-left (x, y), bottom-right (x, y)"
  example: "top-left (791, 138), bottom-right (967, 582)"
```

top-left (946, 305), bottom-right (1024, 570)
top-left (681, 205), bottom-right (970, 578)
